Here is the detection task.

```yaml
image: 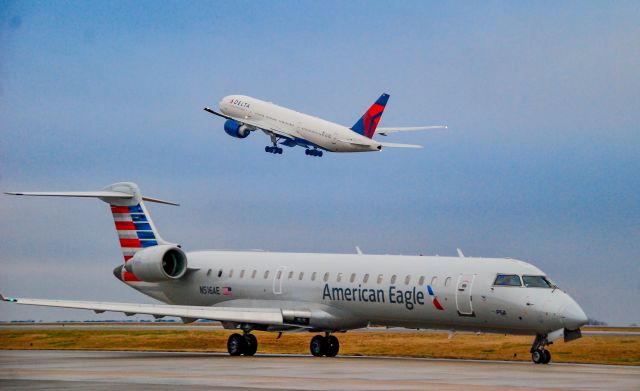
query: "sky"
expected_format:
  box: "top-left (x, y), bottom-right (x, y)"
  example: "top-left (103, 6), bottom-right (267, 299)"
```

top-left (0, 1), bottom-right (638, 325)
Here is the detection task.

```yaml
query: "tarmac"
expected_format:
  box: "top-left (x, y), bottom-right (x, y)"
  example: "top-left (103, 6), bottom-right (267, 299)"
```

top-left (0, 350), bottom-right (638, 390)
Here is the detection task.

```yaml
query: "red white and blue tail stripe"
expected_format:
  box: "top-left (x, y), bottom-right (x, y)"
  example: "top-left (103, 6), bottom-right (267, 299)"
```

top-left (351, 93), bottom-right (389, 139)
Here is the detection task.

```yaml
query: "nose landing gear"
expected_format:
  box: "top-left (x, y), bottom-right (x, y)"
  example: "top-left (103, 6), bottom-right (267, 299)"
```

top-left (310, 333), bottom-right (339, 357)
top-left (530, 334), bottom-right (552, 364)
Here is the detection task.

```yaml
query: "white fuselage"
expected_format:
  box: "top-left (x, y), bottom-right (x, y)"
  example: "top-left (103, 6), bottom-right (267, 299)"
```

top-left (126, 251), bottom-right (587, 335)
top-left (219, 95), bottom-right (381, 152)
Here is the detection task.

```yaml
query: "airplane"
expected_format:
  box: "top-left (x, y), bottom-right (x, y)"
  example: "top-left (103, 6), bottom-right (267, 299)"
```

top-left (2, 182), bottom-right (588, 364)
top-left (203, 94), bottom-right (447, 157)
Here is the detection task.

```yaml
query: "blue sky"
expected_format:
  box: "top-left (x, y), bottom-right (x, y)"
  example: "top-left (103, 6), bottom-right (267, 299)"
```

top-left (1, 1), bottom-right (639, 324)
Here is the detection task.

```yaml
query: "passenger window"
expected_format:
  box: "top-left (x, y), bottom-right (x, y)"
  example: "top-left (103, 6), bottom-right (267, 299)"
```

top-left (377, 274), bottom-right (384, 284)
top-left (445, 277), bottom-right (451, 287)
top-left (324, 272), bottom-right (330, 282)
top-left (311, 272), bottom-right (317, 281)
top-left (404, 275), bottom-right (411, 285)
top-left (350, 273), bottom-right (356, 283)
top-left (288, 271), bottom-right (294, 279)
top-left (494, 274), bottom-right (522, 287)
top-left (218, 269), bottom-right (223, 278)
top-left (337, 273), bottom-right (343, 282)
top-left (391, 275), bottom-right (397, 284)
top-left (431, 276), bottom-right (437, 286)
top-left (229, 269), bottom-right (234, 278)
top-left (298, 272), bottom-right (304, 280)
top-left (251, 270), bottom-right (257, 279)
top-left (240, 270), bottom-right (245, 278)
top-left (207, 269), bottom-right (212, 276)
top-left (522, 275), bottom-right (552, 288)
top-left (363, 274), bottom-right (369, 283)
top-left (276, 270), bottom-right (282, 280)
top-left (418, 276), bottom-right (425, 285)
top-left (264, 270), bottom-right (270, 279)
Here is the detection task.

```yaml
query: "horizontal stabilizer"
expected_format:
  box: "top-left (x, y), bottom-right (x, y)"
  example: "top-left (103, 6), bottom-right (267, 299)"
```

top-left (5, 186), bottom-right (179, 206)
top-left (1, 294), bottom-right (284, 325)
top-left (379, 142), bottom-right (423, 149)
top-left (377, 125), bottom-right (447, 136)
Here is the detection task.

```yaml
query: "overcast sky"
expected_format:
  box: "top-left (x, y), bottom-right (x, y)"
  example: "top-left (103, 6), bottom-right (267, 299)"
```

top-left (1, 1), bottom-right (638, 325)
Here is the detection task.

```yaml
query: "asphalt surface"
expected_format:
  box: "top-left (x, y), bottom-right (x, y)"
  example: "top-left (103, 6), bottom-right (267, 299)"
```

top-left (0, 350), bottom-right (638, 390)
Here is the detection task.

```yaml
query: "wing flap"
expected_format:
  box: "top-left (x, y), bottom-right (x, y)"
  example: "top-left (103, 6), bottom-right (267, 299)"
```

top-left (1, 295), bottom-right (284, 325)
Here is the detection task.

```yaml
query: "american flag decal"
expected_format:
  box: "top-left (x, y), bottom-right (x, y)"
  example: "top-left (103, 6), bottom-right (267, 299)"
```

top-left (222, 287), bottom-right (232, 296)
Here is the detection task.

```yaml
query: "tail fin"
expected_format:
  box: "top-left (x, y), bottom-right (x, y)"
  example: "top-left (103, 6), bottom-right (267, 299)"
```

top-left (350, 93), bottom-right (390, 138)
top-left (5, 182), bottom-right (178, 282)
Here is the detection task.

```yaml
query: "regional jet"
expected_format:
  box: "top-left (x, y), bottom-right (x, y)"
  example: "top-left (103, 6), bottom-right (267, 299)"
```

top-left (2, 183), bottom-right (587, 364)
top-left (204, 94), bottom-right (446, 156)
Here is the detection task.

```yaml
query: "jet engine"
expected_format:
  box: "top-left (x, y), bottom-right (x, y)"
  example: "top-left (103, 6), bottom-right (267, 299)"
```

top-left (124, 245), bottom-right (187, 282)
top-left (224, 119), bottom-right (252, 139)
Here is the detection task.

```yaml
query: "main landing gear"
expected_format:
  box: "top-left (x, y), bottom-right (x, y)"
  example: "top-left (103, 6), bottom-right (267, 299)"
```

top-left (265, 146), bottom-right (283, 154)
top-left (305, 149), bottom-right (323, 157)
top-left (227, 332), bottom-right (258, 356)
top-left (309, 334), bottom-right (339, 357)
top-left (530, 334), bottom-right (552, 364)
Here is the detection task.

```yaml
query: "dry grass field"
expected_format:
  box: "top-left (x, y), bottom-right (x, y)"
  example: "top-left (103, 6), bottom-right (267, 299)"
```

top-left (1, 329), bottom-right (638, 365)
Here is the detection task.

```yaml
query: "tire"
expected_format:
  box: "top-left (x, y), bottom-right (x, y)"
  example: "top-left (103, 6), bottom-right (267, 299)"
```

top-left (542, 349), bottom-right (551, 364)
top-left (531, 349), bottom-right (543, 364)
top-left (227, 333), bottom-right (246, 356)
top-left (243, 334), bottom-right (258, 356)
top-left (325, 335), bottom-right (339, 357)
top-left (310, 335), bottom-right (326, 357)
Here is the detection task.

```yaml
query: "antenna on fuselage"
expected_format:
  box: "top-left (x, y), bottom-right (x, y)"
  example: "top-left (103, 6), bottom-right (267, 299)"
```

top-left (355, 246), bottom-right (363, 255)
top-left (457, 248), bottom-right (465, 258)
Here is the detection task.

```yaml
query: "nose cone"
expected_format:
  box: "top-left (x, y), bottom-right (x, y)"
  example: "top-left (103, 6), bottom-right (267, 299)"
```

top-left (562, 301), bottom-right (588, 330)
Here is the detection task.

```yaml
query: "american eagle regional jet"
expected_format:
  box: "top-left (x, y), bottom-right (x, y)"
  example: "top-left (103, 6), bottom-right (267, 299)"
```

top-left (204, 94), bottom-right (446, 156)
top-left (2, 183), bottom-right (588, 364)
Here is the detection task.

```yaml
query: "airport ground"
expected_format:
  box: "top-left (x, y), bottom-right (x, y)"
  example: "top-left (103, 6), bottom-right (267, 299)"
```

top-left (1, 350), bottom-right (639, 390)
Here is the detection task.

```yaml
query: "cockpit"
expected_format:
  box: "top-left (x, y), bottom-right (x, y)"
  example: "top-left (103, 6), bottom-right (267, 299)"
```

top-left (493, 274), bottom-right (556, 288)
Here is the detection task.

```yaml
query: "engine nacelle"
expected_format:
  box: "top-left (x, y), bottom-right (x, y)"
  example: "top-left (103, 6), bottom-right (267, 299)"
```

top-left (224, 119), bottom-right (251, 139)
top-left (124, 245), bottom-right (187, 282)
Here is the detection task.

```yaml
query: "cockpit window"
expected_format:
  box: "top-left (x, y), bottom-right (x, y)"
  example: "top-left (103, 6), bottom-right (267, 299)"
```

top-left (522, 275), bottom-right (553, 288)
top-left (493, 274), bottom-right (522, 286)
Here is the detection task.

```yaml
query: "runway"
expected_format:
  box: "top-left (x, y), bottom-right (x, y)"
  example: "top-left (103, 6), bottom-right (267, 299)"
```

top-left (0, 350), bottom-right (638, 390)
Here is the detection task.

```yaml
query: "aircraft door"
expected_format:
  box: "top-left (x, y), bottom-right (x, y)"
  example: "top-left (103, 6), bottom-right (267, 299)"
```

top-left (273, 266), bottom-right (287, 295)
top-left (455, 274), bottom-right (476, 317)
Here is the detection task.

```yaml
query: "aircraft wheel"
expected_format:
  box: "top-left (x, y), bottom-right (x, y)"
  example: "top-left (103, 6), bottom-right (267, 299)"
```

top-left (310, 335), bottom-right (327, 357)
top-left (265, 146), bottom-right (271, 153)
top-left (277, 148), bottom-right (283, 154)
top-left (325, 335), bottom-right (339, 357)
top-left (227, 333), bottom-right (246, 356)
top-left (318, 151), bottom-right (323, 157)
top-left (243, 334), bottom-right (258, 356)
top-left (541, 349), bottom-right (551, 364)
top-left (531, 349), bottom-right (544, 364)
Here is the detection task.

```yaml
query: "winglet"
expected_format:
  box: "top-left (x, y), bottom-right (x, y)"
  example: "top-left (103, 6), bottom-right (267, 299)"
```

top-left (0, 294), bottom-right (17, 303)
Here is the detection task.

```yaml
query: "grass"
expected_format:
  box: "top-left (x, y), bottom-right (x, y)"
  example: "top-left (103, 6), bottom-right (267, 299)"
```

top-left (1, 329), bottom-right (638, 365)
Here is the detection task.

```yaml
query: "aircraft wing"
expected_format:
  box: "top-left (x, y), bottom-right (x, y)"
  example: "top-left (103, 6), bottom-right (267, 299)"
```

top-left (203, 107), bottom-right (298, 142)
top-left (0, 294), bottom-right (283, 325)
top-left (377, 125), bottom-right (447, 136)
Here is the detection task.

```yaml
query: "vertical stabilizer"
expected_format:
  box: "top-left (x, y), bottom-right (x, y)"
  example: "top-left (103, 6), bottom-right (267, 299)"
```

top-left (351, 93), bottom-right (390, 138)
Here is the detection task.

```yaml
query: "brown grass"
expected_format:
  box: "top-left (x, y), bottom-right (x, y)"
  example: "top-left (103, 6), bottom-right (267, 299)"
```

top-left (0, 329), bottom-right (638, 365)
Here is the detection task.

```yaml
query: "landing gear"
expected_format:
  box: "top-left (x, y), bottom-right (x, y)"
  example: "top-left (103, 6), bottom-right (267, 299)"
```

top-left (227, 332), bottom-right (258, 356)
top-left (305, 149), bottom-right (323, 157)
top-left (310, 334), bottom-right (339, 357)
top-left (530, 334), bottom-right (552, 364)
top-left (265, 146), bottom-right (283, 154)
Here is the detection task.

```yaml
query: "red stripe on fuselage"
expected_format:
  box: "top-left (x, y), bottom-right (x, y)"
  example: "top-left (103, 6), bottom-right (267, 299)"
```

top-left (123, 271), bottom-right (140, 282)
top-left (123, 255), bottom-right (133, 262)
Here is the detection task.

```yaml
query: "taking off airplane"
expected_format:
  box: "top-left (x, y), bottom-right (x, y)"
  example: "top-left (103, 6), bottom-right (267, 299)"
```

top-left (204, 94), bottom-right (447, 156)
top-left (2, 183), bottom-right (587, 364)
